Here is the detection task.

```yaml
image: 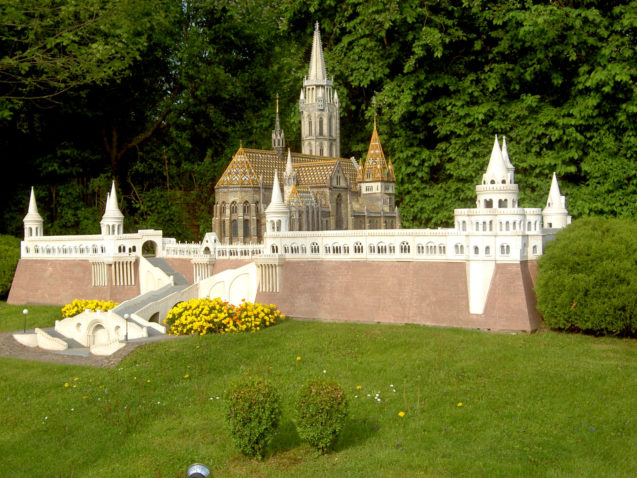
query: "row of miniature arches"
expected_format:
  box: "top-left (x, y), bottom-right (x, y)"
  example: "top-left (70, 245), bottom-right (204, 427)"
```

top-left (25, 244), bottom-right (107, 255)
top-left (456, 219), bottom-right (541, 233)
top-left (268, 241), bottom-right (528, 257)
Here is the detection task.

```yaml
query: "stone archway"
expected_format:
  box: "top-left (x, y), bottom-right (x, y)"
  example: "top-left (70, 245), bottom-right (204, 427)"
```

top-left (90, 324), bottom-right (110, 347)
top-left (142, 240), bottom-right (157, 257)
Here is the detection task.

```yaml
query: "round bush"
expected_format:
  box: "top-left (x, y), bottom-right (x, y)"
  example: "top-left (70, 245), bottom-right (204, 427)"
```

top-left (224, 377), bottom-right (281, 459)
top-left (296, 379), bottom-right (348, 454)
top-left (536, 217), bottom-right (637, 336)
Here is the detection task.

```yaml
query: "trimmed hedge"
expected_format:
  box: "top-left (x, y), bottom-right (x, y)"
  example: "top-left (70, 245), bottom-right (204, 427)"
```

top-left (224, 376), bottom-right (281, 459)
top-left (536, 217), bottom-right (637, 337)
top-left (296, 379), bottom-right (348, 453)
top-left (0, 235), bottom-right (21, 299)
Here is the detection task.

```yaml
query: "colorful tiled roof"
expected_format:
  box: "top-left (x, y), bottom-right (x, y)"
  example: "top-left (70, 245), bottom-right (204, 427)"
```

top-left (216, 148), bottom-right (358, 189)
top-left (359, 121), bottom-right (395, 183)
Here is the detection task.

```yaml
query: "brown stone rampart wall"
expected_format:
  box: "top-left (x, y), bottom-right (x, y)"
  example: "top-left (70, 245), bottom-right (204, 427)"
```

top-left (7, 259), bottom-right (140, 306)
top-left (257, 260), bottom-right (541, 332)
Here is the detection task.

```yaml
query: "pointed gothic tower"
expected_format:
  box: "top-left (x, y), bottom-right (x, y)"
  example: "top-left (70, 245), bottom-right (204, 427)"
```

top-left (23, 187), bottom-right (43, 239)
top-left (283, 148), bottom-right (297, 200)
top-left (542, 172), bottom-right (571, 229)
top-left (299, 22), bottom-right (340, 157)
top-left (100, 181), bottom-right (124, 236)
top-left (357, 119), bottom-right (396, 210)
top-left (272, 93), bottom-right (285, 159)
top-left (476, 135), bottom-right (519, 209)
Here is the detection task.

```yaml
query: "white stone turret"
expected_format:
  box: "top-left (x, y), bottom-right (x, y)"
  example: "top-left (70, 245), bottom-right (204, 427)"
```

top-left (299, 22), bottom-right (340, 157)
top-left (23, 187), bottom-right (43, 239)
top-left (100, 181), bottom-right (124, 236)
top-left (265, 170), bottom-right (289, 233)
top-left (283, 149), bottom-right (297, 201)
top-left (542, 173), bottom-right (571, 229)
top-left (476, 135), bottom-right (519, 209)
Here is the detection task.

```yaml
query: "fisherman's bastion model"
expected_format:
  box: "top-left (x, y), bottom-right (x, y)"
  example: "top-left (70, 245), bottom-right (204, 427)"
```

top-left (8, 24), bottom-right (570, 355)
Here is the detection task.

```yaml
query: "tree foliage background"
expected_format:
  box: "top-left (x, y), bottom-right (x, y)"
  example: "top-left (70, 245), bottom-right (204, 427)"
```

top-left (1, 0), bottom-right (635, 240)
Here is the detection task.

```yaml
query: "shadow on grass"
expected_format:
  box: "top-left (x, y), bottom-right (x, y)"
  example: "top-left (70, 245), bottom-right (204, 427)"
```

top-left (333, 414), bottom-right (379, 452)
top-left (270, 419), bottom-right (302, 454)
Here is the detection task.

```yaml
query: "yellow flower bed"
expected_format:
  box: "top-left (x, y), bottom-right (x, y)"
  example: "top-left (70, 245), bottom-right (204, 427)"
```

top-left (61, 299), bottom-right (119, 318)
top-left (165, 298), bottom-right (285, 336)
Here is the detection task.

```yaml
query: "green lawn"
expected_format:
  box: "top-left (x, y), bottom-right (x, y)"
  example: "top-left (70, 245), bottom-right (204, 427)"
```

top-left (0, 303), bottom-right (635, 477)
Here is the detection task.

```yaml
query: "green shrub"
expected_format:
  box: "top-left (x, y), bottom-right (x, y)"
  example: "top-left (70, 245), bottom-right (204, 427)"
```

top-left (0, 235), bottom-right (21, 299)
top-left (536, 217), bottom-right (637, 337)
top-left (224, 377), bottom-right (281, 459)
top-left (296, 379), bottom-right (348, 454)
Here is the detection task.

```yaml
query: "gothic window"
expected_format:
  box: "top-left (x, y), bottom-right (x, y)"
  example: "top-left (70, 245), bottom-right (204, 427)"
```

top-left (426, 242), bottom-right (436, 255)
top-left (301, 244), bottom-right (307, 254)
top-left (243, 219), bottom-right (250, 237)
top-left (343, 244), bottom-right (349, 254)
top-left (506, 222), bottom-right (510, 231)
top-left (231, 202), bottom-right (238, 214)
top-left (276, 220), bottom-right (281, 232)
top-left (462, 221), bottom-right (467, 232)
top-left (243, 201), bottom-right (250, 215)
top-left (489, 220), bottom-right (493, 231)
top-left (500, 244), bottom-right (511, 255)
top-left (369, 244), bottom-right (376, 254)
top-left (388, 244), bottom-right (395, 254)
top-left (354, 242), bottom-right (363, 254)
top-left (438, 244), bottom-right (446, 254)
top-left (255, 201), bottom-right (259, 213)
top-left (308, 117), bottom-right (312, 136)
top-left (485, 246), bottom-right (491, 255)
top-left (271, 244), bottom-right (278, 253)
top-left (291, 244), bottom-right (299, 254)
top-left (378, 243), bottom-right (387, 254)
top-left (474, 246), bottom-right (479, 255)
top-left (417, 243), bottom-right (424, 255)
top-left (311, 242), bottom-right (319, 254)
top-left (366, 170), bottom-right (372, 180)
top-left (325, 244), bottom-right (331, 254)
top-left (455, 244), bottom-right (464, 255)
top-left (400, 241), bottom-right (410, 254)
top-left (319, 143), bottom-right (324, 155)
top-left (333, 243), bottom-right (341, 254)
top-left (512, 222), bottom-right (516, 231)
top-left (532, 245), bottom-right (538, 254)
top-left (319, 117), bottom-right (324, 136)
top-left (232, 220), bottom-right (238, 237)
top-left (335, 194), bottom-right (343, 229)
top-left (284, 245), bottom-right (290, 254)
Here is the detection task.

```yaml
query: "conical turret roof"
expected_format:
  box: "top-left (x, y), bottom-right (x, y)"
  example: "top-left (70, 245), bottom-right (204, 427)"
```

top-left (482, 135), bottom-right (508, 184)
top-left (102, 181), bottom-right (124, 220)
top-left (359, 119), bottom-right (395, 182)
top-left (266, 170), bottom-right (289, 214)
top-left (23, 187), bottom-right (43, 223)
top-left (546, 172), bottom-right (566, 210)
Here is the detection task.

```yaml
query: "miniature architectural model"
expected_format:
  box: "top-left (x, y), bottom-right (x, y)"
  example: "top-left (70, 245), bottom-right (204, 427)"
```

top-left (212, 23), bottom-right (399, 244)
top-left (7, 23), bottom-right (573, 355)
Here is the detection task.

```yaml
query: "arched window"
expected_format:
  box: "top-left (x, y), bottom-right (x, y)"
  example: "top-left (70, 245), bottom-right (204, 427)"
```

top-left (426, 242), bottom-right (436, 255)
top-left (324, 244), bottom-right (331, 254)
top-left (369, 244), bottom-right (376, 254)
top-left (243, 201), bottom-right (250, 215)
top-left (231, 202), bottom-right (238, 214)
top-left (311, 242), bottom-right (319, 254)
top-left (271, 244), bottom-right (278, 253)
top-left (232, 220), bottom-right (238, 237)
top-left (485, 246), bottom-right (491, 256)
top-left (438, 244), bottom-right (446, 254)
top-left (400, 241), bottom-right (410, 254)
top-left (378, 243), bottom-right (387, 254)
top-left (354, 242), bottom-right (363, 254)
top-left (498, 199), bottom-right (508, 208)
top-left (319, 117), bottom-right (324, 136)
top-left (291, 244), bottom-right (299, 254)
top-left (308, 117), bottom-right (312, 136)
top-left (284, 245), bottom-right (290, 254)
top-left (417, 243), bottom-right (424, 255)
top-left (455, 244), bottom-right (464, 255)
top-left (243, 219), bottom-right (250, 237)
top-left (462, 221), bottom-right (467, 232)
top-left (474, 246), bottom-right (479, 255)
top-left (332, 243), bottom-right (341, 254)
top-left (484, 199), bottom-right (493, 208)
top-left (506, 222), bottom-right (510, 232)
top-left (500, 244), bottom-right (511, 255)
top-left (388, 244), bottom-right (395, 254)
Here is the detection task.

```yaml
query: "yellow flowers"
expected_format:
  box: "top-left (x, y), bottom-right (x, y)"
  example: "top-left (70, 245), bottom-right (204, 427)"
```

top-left (61, 299), bottom-right (119, 318)
top-left (398, 411), bottom-right (405, 417)
top-left (183, 374), bottom-right (189, 379)
top-left (296, 356), bottom-right (302, 361)
top-left (165, 298), bottom-right (286, 336)
top-left (457, 402), bottom-right (463, 407)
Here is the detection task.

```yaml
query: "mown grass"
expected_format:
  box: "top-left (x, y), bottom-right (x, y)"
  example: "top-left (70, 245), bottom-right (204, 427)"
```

top-left (0, 303), bottom-right (635, 477)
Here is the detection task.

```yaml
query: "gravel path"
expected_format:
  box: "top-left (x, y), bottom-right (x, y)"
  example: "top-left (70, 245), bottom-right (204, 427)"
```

top-left (0, 332), bottom-right (181, 368)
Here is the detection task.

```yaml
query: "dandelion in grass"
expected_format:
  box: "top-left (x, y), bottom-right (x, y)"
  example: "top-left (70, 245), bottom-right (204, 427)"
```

top-left (64, 382), bottom-right (69, 388)
top-left (74, 377), bottom-right (79, 382)
top-left (356, 385), bottom-right (362, 390)
top-left (296, 356), bottom-right (301, 361)
top-left (457, 402), bottom-right (463, 407)
top-left (184, 374), bottom-right (189, 379)
top-left (147, 379), bottom-right (151, 383)
top-left (398, 411), bottom-right (405, 418)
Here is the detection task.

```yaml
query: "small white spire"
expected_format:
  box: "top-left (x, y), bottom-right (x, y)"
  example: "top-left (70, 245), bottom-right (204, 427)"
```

top-left (546, 172), bottom-right (566, 209)
top-left (23, 187), bottom-right (44, 238)
top-left (267, 170), bottom-right (285, 211)
top-left (26, 187), bottom-right (41, 217)
top-left (502, 136), bottom-right (514, 171)
top-left (285, 149), bottom-right (294, 175)
top-left (483, 135), bottom-right (508, 184)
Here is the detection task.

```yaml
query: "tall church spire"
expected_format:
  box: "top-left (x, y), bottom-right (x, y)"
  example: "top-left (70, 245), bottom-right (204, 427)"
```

top-left (101, 181), bottom-right (124, 236)
top-left (23, 187), bottom-right (43, 239)
top-left (308, 22), bottom-right (327, 81)
top-left (272, 93), bottom-right (285, 158)
top-left (300, 22), bottom-right (340, 157)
